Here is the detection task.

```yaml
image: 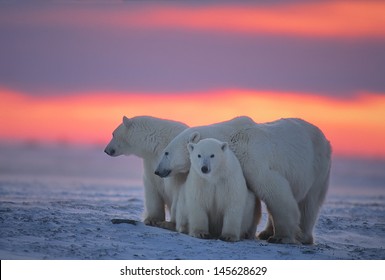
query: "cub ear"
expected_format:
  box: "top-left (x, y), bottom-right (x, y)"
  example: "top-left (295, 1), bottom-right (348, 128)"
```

top-left (189, 132), bottom-right (200, 144)
top-left (187, 143), bottom-right (195, 153)
top-left (122, 116), bottom-right (132, 128)
top-left (221, 142), bottom-right (228, 152)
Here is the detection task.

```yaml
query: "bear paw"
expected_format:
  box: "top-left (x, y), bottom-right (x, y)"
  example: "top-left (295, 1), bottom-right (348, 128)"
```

top-left (177, 225), bottom-right (189, 234)
top-left (191, 231), bottom-right (212, 239)
top-left (157, 221), bottom-right (176, 231)
top-left (144, 218), bottom-right (163, 227)
top-left (258, 230), bottom-right (273, 240)
top-left (242, 232), bottom-right (256, 240)
top-left (267, 235), bottom-right (299, 244)
top-left (219, 234), bottom-right (239, 242)
top-left (297, 235), bottom-right (314, 245)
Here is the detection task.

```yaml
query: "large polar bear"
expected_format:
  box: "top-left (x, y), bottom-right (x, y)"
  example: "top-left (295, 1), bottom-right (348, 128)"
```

top-left (177, 138), bottom-right (258, 241)
top-left (155, 117), bottom-right (331, 244)
top-left (104, 116), bottom-right (188, 226)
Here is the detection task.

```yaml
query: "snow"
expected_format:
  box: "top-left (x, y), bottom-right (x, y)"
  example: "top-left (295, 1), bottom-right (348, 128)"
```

top-left (0, 143), bottom-right (384, 260)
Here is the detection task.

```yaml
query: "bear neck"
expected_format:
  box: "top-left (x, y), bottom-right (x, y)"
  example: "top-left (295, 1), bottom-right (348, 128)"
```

top-left (135, 123), bottom-right (185, 159)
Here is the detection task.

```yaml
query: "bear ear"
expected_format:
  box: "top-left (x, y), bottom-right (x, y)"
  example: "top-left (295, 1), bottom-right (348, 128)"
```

top-left (189, 132), bottom-right (200, 144)
top-left (221, 142), bottom-right (228, 152)
top-left (122, 116), bottom-right (132, 128)
top-left (187, 143), bottom-right (195, 153)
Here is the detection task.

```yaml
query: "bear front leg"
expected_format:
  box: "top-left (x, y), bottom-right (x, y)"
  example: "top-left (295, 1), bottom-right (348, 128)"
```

top-left (143, 178), bottom-right (165, 226)
top-left (188, 208), bottom-right (211, 239)
top-left (169, 189), bottom-right (179, 224)
top-left (221, 208), bottom-right (243, 242)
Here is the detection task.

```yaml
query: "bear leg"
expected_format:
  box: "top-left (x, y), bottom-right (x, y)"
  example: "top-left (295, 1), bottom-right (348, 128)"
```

top-left (251, 171), bottom-right (300, 244)
top-left (188, 208), bottom-right (211, 239)
top-left (221, 202), bottom-right (245, 242)
top-left (258, 213), bottom-right (274, 240)
top-left (143, 180), bottom-right (166, 225)
top-left (298, 165), bottom-right (330, 245)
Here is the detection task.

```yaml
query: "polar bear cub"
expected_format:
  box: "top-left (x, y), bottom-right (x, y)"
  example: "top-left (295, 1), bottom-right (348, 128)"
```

top-left (180, 138), bottom-right (256, 241)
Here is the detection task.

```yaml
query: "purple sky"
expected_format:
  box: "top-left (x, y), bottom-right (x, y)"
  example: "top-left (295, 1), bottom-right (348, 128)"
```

top-left (0, 0), bottom-right (384, 98)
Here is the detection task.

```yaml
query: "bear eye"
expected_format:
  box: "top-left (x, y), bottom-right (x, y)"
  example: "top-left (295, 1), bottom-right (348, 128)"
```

top-left (198, 154), bottom-right (201, 158)
top-left (165, 152), bottom-right (169, 156)
top-left (210, 154), bottom-right (215, 158)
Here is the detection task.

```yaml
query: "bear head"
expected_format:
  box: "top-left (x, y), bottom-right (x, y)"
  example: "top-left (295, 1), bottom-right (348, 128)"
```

top-left (187, 138), bottom-right (228, 178)
top-left (104, 116), bottom-right (136, 157)
top-left (155, 131), bottom-right (202, 177)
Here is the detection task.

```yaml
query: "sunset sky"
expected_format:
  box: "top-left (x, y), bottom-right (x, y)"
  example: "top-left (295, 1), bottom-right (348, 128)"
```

top-left (1, 0), bottom-right (385, 158)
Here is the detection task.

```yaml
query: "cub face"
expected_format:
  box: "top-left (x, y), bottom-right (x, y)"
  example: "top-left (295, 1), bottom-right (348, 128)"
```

top-left (187, 138), bottom-right (228, 177)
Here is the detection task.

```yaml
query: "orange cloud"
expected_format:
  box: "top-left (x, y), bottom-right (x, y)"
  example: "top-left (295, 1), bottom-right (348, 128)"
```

top-left (1, 88), bottom-right (385, 158)
top-left (2, 1), bottom-right (383, 38)
top-left (143, 1), bottom-right (385, 38)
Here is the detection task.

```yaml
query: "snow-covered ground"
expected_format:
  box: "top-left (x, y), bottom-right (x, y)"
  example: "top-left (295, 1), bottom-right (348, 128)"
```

top-left (0, 143), bottom-right (384, 260)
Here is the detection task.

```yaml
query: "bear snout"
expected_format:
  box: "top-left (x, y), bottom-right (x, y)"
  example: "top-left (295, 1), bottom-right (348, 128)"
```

top-left (104, 147), bottom-right (115, 156)
top-left (154, 168), bottom-right (172, 178)
top-left (201, 166), bottom-right (210, 174)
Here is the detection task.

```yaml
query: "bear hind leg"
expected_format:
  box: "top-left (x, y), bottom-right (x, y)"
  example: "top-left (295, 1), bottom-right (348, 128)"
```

top-left (252, 171), bottom-right (301, 244)
top-left (258, 212), bottom-right (274, 240)
top-left (298, 169), bottom-right (330, 245)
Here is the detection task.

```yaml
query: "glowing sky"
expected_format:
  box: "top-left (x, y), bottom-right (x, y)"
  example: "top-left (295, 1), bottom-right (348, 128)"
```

top-left (1, 88), bottom-right (384, 158)
top-left (0, 0), bottom-right (384, 158)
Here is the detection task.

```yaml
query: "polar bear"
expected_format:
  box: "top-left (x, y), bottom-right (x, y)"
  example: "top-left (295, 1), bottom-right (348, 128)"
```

top-left (155, 117), bottom-right (331, 244)
top-left (176, 138), bottom-right (257, 241)
top-left (104, 116), bottom-right (188, 226)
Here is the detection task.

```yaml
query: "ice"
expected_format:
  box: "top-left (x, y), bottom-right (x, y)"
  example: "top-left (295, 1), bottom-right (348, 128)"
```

top-left (0, 143), bottom-right (384, 259)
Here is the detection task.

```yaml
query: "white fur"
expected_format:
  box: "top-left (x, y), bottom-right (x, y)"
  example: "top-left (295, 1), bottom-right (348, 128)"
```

top-left (176, 138), bottom-right (256, 241)
top-left (155, 117), bottom-right (331, 244)
top-left (104, 116), bottom-right (188, 226)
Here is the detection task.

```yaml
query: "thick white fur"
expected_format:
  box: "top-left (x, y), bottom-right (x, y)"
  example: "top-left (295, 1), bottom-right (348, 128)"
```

top-left (176, 138), bottom-right (256, 241)
top-left (156, 117), bottom-right (331, 244)
top-left (104, 116), bottom-right (188, 226)
top-left (156, 116), bottom-right (262, 233)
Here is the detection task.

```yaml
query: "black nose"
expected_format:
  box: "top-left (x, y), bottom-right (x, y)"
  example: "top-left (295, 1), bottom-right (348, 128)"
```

top-left (105, 148), bottom-right (115, 156)
top-left (154, 169), bottom-right (171, 178)
top-left (201, 166), bottom-right (209, 174)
